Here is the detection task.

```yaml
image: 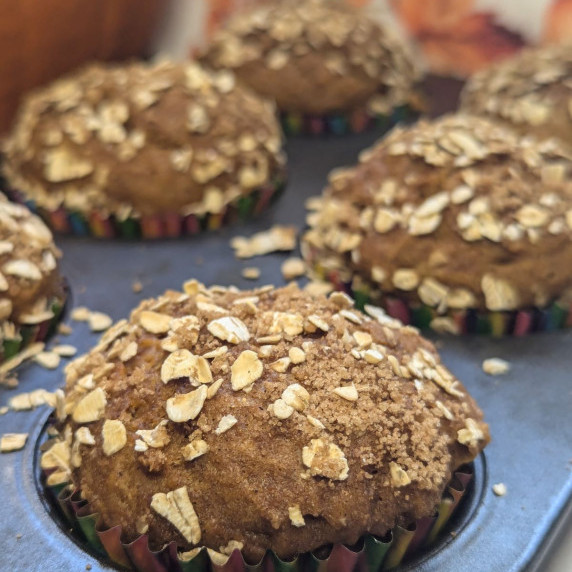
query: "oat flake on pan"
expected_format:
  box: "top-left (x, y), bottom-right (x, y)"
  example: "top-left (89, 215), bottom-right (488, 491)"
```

top-left (231, 225), bottom-right (297, 258)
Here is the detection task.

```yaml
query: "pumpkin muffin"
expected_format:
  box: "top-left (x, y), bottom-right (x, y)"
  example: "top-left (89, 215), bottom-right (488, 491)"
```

top-left (0, 194), bottom-right (65, 363)
top-left (1, 60), bottom-right (286, 238)
top-left (200, 0), bottom-right (422, 135)
top-left (302, 114), bottom-right (572, 335)
top-left (41, 281), bottom-right (488, 568)
top-left (461, 43), bottom-right (572, 148)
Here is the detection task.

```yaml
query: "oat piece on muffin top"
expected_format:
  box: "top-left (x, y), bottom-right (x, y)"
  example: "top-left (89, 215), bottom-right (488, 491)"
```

top-left (201, 0), bottom-right (421, 117)
top-left (0, 194), bottom-right (63, 339)
top-left (42, 281), bottom-right (488, 563)
top-left (2, 60), bottom-right (285, 220)
top-left (302, 114), bottom-right (572, 322)
top-left (461, 44), bottom-right (572, 147)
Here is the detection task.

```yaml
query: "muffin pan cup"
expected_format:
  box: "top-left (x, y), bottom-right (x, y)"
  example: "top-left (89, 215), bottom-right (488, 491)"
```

top-left (1, 171), bottom-right (287, 239)
top-left (305, 252), bottom-right (572, 337)
top-left (40, 439), bottom-right (473, 572)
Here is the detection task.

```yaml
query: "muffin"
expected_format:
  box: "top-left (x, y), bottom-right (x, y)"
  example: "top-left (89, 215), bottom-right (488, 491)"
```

top-left (0, 194), bottom-right (65, 363)
top-left (41, 281), bottom-right (488, 570)
top-left (200, 0), bottom-right (422, 136)
top-left (1, 60), bottom-right (286, 238)
top-left (302, 114), bottom-right (572, 336)
top-left (461, 44), bottom-right (572, 148)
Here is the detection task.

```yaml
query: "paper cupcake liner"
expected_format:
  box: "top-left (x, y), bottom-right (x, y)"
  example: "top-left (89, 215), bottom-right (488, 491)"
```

top-left (281, 104), bottom-right (417, 137)
top-left (1, 295), bottom-right (66, 364)
top-left (2, 172), bottom-right (286, 239)
top-left (41, 443), bottom-right (473, 572)
top-left (309, 258), bottom-right (571, 337)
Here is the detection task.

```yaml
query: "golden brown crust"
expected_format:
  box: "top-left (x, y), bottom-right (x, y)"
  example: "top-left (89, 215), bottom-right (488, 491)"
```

top-left (302, 114), bottom-right (572, 316)
top-left (0, 194), bottom-right (63, 336)
top-left (200, 0), bottom-right (421, 116)
top-left (2, 61), bottom-right (285, 219)
top-left (43, 281), bottom-right (488, 562)
top-left (461, 44), bottom-right (572, 148)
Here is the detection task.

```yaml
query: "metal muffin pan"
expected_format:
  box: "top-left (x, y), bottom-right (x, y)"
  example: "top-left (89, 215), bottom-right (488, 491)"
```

top-left (1, 81), bottom-right (572, 571)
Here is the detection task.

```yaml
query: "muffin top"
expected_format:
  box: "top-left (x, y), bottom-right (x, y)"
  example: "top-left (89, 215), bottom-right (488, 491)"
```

top-left (42, 281), bottom-right (488, 563)
top-left (461, 44), bottom-right (572, 147)
top-left (200, 0), bottom-right (421, 116)
top-left (0, 195), bottom-right (63, 331)
top-left (2, 60), bottom-right (285, 219)
top-left (302, 114), bottom-right (572, 316)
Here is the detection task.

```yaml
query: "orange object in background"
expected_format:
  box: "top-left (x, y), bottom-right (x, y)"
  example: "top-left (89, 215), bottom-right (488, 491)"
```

top-left (0, 0), bottom-right (167, 134)
top-left (389, 0), bottom-right (525, 77)
top-left (543, 0), bottom-right (572, 43)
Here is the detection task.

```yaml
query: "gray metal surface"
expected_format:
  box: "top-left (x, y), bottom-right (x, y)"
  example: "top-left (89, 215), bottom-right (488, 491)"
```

top-left (1, 119), bottom-right (571, 572)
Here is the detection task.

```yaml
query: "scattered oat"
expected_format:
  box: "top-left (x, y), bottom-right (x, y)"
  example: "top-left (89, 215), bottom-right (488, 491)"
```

top-left (302, 438), bottom-right (349, 481)
top-left (282, 383), bottom-right (310, 412)
top-left (71, 307), bottom-right (91, 322)
top-left (231, 225), bottom-right (297, 258)
top-left (132, 280), bottom-right (143, 293)
top-left (0, 342), bottom-right (44, 376)
top-left (207, 378), bottom-right (224, 399)
top-left (231, 350), bottom-right (263, 390)
top-left (215, 414), bottom-right (238, 435)
top-left (306, 415), bottom-right (325, 430)
top-left (457, 418), bottom-right (485, 448)
top-left (0, 407), bottom-right (8, 415)
top-left (207, 316), bottom-right (250, 344)
top-left (166, 386), bottom-right (208, 423)
top-left (288, 505), bottom-right (306, 527)
top-left (242, 267), bottom-right (261, 280)
top-left (34, 351), bottom-right (61, 370)
top-left (161, 350), bottom-right (212, 385)
top-left (52, 344), bottom-right (77, 357)
top-left (102, 419), bottom-right (127, 456)
top-left (333, 384), bottom-right (359, 402)
top-left (136, 420), bottom-right (170, 449)
top-left (182, 439), bottom-right (209, 461)
top-left (270, 398), bottom-right (294, 420)
top-left (72, 387), bottom-right (107, 424)
top-left (281, 257), bottom-right (306, 280)
top-left (0, 433), bottom-right (28, 452)
top-left (288, 347), bottom-right (306, 364)
top-left (89, 312), bottom-right (113, 332)
top-left (389, 462), bottom-right (411, 487)
top-left (57, 323), bottom-right (73, 335)
top-left (270, 357), bottom-right (291, 373)
top-left (139, 311), bottom-right (171, 334)
top-left (307, 314), bottom-right (329, 332)
top-left (119, 341), bottom-right (138, 362)
top-left (482, 358), bottom-right (511, 376)
top-left (151, 486), bottom-right (201, 544)
top-left (492, 483), bottom-right (507, 497)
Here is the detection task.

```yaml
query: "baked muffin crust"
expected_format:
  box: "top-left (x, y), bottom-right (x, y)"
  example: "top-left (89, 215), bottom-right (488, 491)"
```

top-left (0, 194), bottom-right (63, 335)
top-left (461, 44), bottom-right (572, 147)
top-left (302, 114), bottom-right (572, 317)
top-left (201, 0), bottom-right (421, 116)
top-left (43, 281), bottom-right (488, 562)
top-left (3, 61), bottom-right (285, 219)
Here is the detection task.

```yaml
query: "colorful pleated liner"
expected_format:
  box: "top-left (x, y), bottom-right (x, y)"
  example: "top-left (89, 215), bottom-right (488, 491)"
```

top-left (42, 451), bottom-right (473, 572)
top-left (1, 296), bottom-right (65, 365)
top-left (3, 174), bottom-right (286, 239)
top-left (281, 105), bottom-right (416, 137)
top-left (309, 258), bottom-right (572, 337)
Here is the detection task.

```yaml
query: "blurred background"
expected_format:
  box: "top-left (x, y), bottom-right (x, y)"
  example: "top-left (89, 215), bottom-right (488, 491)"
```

top-left (1, 0), bottom-right (571, 133)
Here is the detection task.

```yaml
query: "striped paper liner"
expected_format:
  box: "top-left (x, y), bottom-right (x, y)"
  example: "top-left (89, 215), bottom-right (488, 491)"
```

top-left (42, 445), bottom-right (473, 572)
top-left (281, 104), bottom-right (418, 137)
top-left (3, 172), bottom-right (286, 239)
